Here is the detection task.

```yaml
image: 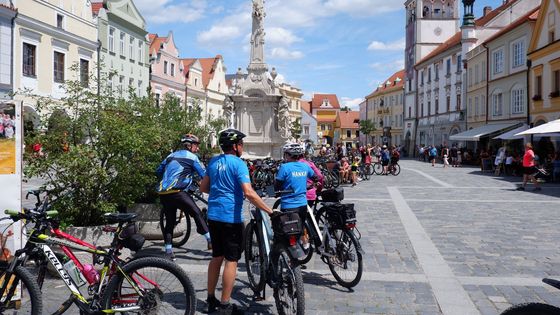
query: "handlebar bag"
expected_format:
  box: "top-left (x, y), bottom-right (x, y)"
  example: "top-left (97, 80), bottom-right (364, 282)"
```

top-left (320, 188), bottom-right (344, 202)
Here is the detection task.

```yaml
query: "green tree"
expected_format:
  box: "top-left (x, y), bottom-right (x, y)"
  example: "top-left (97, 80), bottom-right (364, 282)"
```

top-left (290, 118), bottom-right (302, 140)
top-left (23, 63), bottom-right (212, 226)
top-left (359, 119), bottom-right (376, 145)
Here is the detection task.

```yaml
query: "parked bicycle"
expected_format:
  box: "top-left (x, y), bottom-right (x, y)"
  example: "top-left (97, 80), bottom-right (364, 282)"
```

top-left (388, 162), bottom-right (401, 176)
top-left (2, 190), bottom-right (197, 315)
top-left (244, 190), bottom-right (305, 315)
top-left (274, 187), bottom-right (364, 288)
top-left (500, 278), bottom-right (560, 314)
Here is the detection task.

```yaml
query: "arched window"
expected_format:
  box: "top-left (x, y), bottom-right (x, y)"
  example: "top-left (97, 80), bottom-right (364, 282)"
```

top-left (510, 84), bottom-right (525, 114)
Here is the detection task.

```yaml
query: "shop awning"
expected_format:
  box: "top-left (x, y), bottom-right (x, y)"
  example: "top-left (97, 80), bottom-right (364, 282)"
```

top-left (492, 124), bottom-right (528, 140)
top-left (515, 119), bottom-right (560, 136)
top-left (449, 123), bottom-right (518, 141)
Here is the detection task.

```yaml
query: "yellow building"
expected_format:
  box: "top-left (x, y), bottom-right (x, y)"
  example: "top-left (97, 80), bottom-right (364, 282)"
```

top-left (528, 0), bottom-right (560, 127)
top-left (311, 94), bottom-right (340, 145)
top-left (278, 82), bottom-right (303, 128)
top-left (364, 70), bottom-right (405, 146)
top-left (13, 0), bottom-right (98, 123)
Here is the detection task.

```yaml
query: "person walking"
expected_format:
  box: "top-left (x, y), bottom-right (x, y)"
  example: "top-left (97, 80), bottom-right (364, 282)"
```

top-left (156, 134), bottom-right (211, 260)
top-left (200, 129), bottom-right (275, 314)
top-left (517, 142), bottom-right (541, 191)
top-left (429, 146), bottom-right (437, 167)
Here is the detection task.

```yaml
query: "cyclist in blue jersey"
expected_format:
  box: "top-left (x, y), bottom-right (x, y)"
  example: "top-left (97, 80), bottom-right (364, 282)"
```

top-left (275, 142), bottom-right (319, 218)
top-left (156, 134), bottom-right (210, 260)
top-left (200, 129), bottom-right (274, 315)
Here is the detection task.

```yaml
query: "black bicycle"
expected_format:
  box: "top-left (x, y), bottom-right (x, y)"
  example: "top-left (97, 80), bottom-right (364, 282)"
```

top-left (244, 190), bottom-right (305, 315)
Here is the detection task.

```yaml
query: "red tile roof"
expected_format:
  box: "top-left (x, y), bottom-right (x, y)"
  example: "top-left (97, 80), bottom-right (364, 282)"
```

top-left (301, 100), bottom-right (312, 114)
top-left (91, 2), bottom-right (104, 15)
top-left (416, 0), bottom-right (524, 67)
top-left (198, 55), bottom-right (223, 88)
top-left (317, 116), bottom-right (337, 123)
top-left (366, 69), bottom-right (405, 98)
top-left (0, 3), bottom-right (16, 11)
top-left (311, 94), bottom-right (340, 109)
top-left (484, 6), bottom-right (540, 44)
top-left (338, 111), bottom-right (360, 129)
top-left (149, 34), bottom-right (167, 55)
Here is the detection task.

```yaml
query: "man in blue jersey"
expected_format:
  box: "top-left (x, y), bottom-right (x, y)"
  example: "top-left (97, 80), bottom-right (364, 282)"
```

top-left (200, 129), bottom-right (274, 315)
top-left (156, 134), bottom-right (210, 260)
top-left (275, 142), bottom-right (319, 217)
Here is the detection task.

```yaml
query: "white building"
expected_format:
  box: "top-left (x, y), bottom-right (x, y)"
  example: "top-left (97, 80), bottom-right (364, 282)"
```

top-left (0, 1), bottom-right (16, 101)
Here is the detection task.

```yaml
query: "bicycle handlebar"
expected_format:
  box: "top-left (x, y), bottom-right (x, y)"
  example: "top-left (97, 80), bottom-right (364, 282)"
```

top-left (4, 209), bottom-right (59, 223)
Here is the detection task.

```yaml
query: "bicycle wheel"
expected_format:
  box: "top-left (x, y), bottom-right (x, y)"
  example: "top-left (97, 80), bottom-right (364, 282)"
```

top-left (160, 208), bottom-right (191, 248)
top-left (102, 257), bottom-right (196, 315)
top-left (323, 172), bottom-right (332, 189)
top-left (0, 265), bottom-right (43, 315)
top-left (273, 250), bottom-right (305, 315)
top-left (327, 228), bottom-right (363, 288)
top-left (391, 164), bottom-right (401, 176)
top-left (365, 164), bottom-right (374, 176)
top-left (373, 163), bottom-right (383, 175)
top-left (244, 221), bottom-right (266, 292)
top-left (295, 223), bottom-right (314, 265)
top-left (330, 171), bottom-right (341, 188)
top-left (500, 303), bottom-right (560, 315)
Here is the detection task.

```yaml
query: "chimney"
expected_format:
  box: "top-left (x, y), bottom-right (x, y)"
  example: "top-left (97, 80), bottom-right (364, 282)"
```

top-left (483, 6), bottom-right (492, 16)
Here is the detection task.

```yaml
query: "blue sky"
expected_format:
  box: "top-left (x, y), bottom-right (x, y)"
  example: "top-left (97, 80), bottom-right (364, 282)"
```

top-left (135, 0), bottom-right (505, 110)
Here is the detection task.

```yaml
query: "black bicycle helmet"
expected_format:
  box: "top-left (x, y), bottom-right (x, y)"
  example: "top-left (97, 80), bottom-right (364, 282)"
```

top-left (181, 134), bottom-right (200, 144)
top-left (218, 128), bottom-right (246, 148)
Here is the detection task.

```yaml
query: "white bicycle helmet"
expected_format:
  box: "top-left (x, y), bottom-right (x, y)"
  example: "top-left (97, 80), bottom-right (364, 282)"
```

top-left (282, 142), bottom-right (304, 157)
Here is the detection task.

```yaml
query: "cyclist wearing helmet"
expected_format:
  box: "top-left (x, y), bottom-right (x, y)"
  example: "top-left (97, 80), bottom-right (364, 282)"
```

top-left (156, 134), bottom-right (211, 260)
top-left (275, 142), bottom-right (318, 218)
top-left (200, 128), bottom-right (274, 314)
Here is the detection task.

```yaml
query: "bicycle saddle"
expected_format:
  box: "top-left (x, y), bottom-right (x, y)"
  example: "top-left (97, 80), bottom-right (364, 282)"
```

top-left (543, 278), bottom-right (560, 290)
top-left (104, 213), bottom-right (138, 224)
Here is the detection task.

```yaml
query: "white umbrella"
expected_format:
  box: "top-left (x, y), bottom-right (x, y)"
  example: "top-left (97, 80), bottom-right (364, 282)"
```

top-left (515, 119), bottom-right (560, 136)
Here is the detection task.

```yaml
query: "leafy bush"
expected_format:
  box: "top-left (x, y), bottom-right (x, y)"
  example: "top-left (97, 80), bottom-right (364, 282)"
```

top-left (23, 65), bottom-right (215, 226)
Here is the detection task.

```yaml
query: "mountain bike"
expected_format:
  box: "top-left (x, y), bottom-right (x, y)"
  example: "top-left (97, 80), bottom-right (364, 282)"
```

top-left (3, 190), bottom-right (197, 314)
top-left (244, 190), bottom-right (305, 315)
top-left (274, 188), bottom-right (364, 288)
top-left (500, 278), bottom-right (560, 314)
top-left (388, 161), bottom-right (401, 176)
top-left (159, 180), bottom-right (209, 247)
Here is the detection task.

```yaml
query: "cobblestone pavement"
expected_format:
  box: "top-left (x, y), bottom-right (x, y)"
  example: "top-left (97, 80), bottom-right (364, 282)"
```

top-left (28, 159), bottom-right (560, 314)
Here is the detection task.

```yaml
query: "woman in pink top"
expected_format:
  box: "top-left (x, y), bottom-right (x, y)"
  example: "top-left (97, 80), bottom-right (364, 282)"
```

top-left (517, 142), bottom-right (541, 191)
top-left (299, 156), bottom-right (324, 206)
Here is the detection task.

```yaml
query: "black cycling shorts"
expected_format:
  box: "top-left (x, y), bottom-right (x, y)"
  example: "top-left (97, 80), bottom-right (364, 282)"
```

top-left (208, 220), bottom-right (244, 262)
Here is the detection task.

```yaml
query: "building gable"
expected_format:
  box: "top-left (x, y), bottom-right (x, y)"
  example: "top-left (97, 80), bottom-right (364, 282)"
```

top-left (108, 0), bottom-right (146, 29)
top-left (529, 0), bottom-right (560, 52)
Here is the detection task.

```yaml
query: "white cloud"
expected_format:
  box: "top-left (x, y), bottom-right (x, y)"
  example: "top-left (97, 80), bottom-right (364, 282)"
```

top-left (325, 0), bottom-right (402, 16)
top-left (370, 59), bottom-right (404, 72)
top-left (197, 25), bottom-right (242, 45)
top-left (270, 47), bottom-right (304, 60)
top-left (341, 97), bottom-right (364, 111)
top-left (367, 38), bottom-right (405, 51)
top-left (135, 0), bottom-right (206, 24)
top-left (266, 27), bottom-right (303, 46)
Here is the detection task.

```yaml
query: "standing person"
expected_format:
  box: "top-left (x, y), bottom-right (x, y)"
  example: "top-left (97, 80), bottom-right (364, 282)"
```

top-left (350, 156), bottom-right (360, 186)
top-left (299, 152), bottom-right (324, 207)
top-left (450, 144), bottom-right (458, 167)
top-left (200, 129), bottom-right (275, 314)
top-left (381, 145), bottom-right (390, 175)
top-left (156, 134), bottom-right (211, 260)
top-left (429, 146), bottom-right (437, 167)
top-left (517, 142), bottom-right (541, 191)
top-left (442, 145), bottom-right (450, 168)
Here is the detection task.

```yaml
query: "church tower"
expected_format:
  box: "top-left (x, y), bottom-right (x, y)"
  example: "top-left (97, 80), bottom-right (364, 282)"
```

top-left (403, 0), bottom-right (460, 155)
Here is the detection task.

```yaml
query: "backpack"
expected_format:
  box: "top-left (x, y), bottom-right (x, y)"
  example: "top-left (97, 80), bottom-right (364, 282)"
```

top-left (392, 150), bottom-right (400, 160)
top-left (382, 150), bottom-right (390, 162)
top-left (430, 148), bottom-right (437, 157)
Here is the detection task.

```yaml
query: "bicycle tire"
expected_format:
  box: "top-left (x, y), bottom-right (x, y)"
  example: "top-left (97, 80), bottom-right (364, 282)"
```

top-left (31, 256), bottom-right (75, 315)
top-left (0, 265), bottom-right (43, 315)
top-left (373, 163), bottom-right (383, 175)
top-left (365, 164), bottom-right (374, 176)
top-left (327, 228), bottom-right (363, 288)
top-left (160, 208), bottom-right (191, 248)
top-left (102, 256), bottom-right (196, 315)
top-left (323, 171), bottom-right (332, 189)
top-left (330, 171), bottom-right (341, 188)
top-left (273, 250), bottom-right (305, 315)
top-left (244, 222), bottom-right (266, 293)
top-left (500, 303), bottom-right (560, 315)
top-left (391, 164), bottom-right (401, 176)
top-left (296, 224), bottom-right (314, 265)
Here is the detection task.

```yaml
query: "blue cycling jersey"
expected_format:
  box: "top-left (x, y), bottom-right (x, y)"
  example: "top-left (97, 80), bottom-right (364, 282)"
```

top-left (156, 150), bottom-right (206, 193)
top-left (206, 154), bottom-right (251, 224)
top-left (276, 161), bottom-right (315, 210)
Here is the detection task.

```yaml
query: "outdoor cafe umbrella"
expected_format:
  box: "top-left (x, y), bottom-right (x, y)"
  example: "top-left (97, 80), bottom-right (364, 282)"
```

top-left (515, 119), bottom-right (560, 136)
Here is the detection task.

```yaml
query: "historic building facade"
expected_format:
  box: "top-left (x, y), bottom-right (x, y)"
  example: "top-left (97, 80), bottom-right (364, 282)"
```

top-left (0, 1), bottom-right (15, 101)
top-left (301, 100), bottom-right (318, 143)
top-left (465, 42), bottom-right (488, 131)
top-left (92, 0), bottom-right (149, 98)
top-left (311, 93), bottom-right (340, 146)
top-left (337, 110), bottom-right (360, 148)
top-left (148, 32), bottom-right (185, 107)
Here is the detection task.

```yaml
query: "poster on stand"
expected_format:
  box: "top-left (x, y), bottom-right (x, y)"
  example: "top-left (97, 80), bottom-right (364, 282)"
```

top-left (0, 100), bottom-right (23, 301)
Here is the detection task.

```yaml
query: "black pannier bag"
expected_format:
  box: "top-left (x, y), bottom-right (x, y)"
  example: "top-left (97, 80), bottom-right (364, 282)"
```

top-left (271, 211), bottom-right (302, 236)
top-left (118, 222), bottom-right (145, 252)
top-left (325, 203), bottom-right (356, 228)
top-left (320, 187), bottom-right (344, 202)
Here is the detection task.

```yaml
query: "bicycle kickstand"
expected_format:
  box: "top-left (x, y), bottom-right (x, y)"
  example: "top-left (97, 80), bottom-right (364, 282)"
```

top-left (253, 287), bottom-right (266, 301)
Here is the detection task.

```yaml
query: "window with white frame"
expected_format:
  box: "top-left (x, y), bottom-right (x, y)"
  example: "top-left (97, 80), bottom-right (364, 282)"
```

top-left (171, 63), bottom-right (175, 76)
top-left (164, 61), bottom-right (168, 74)
top-left (119, 32), bottom-right (125, 56)
top-left (53, 51), bottom-right (65, 83)
top-left (119, 75), bottom-right (124, 96)
top-left (512, 38), bottom-right (525, 68)
top-left (492, 91), bottom-right (503, 116)
top-left (303, 125), bottom-right (309, 135)
top-left (468, 98), bottom-right (472, 117)
top-left (446, 59), bottom-right (451, 75)
top-left (511, 87), bottom-right (525, 114)
top-left (482, 61), bottom-right (487, 80)
top-left (129, 37), bottom-right (135, 61)
top-left (492, 49), bottom-right (504, 74)
top-left (456, 54), bottom-right (462, 72)
top-left (474, 96), bottom-right (479, 117)
top-left (109, 27), bottom-right (115, 53)
top-left (23, 43), bottom-right (36, 77)
top-left (138, 41), bottom-right (143, 63)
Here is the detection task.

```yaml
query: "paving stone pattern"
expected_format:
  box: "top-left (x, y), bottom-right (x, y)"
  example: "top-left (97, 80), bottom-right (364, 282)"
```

top-left (26, 159), bottom-right (560, 314)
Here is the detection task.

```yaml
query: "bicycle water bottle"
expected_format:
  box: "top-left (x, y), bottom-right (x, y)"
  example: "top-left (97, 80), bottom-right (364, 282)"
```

top-left (83, 264), bottom-right (100, 284)
top-left (63, 259), bottom-right (87, 287)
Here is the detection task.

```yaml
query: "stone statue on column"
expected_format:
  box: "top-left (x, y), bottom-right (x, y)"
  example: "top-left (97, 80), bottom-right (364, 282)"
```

top-left (223, 97), bottom-right (235, 128)
top-left (277, 95), bottom-right (291, 139)
top-left (250, 0), bottom-right (266, 65)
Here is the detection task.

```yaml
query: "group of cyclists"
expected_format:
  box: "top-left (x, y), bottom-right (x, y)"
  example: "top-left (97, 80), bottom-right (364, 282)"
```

top-left (155, 128), bottom-right (323, 314)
